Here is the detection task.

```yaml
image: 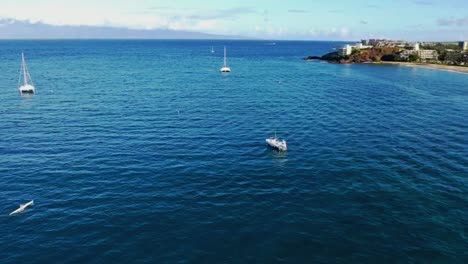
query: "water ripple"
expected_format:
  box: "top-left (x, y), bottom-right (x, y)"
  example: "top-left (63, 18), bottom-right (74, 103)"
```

top-left (0, 40), bottom-right (467, 263)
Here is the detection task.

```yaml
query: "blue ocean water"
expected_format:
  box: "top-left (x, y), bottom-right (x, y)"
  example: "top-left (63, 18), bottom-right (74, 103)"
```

top-left (0, 40), bottom-right (467, 263)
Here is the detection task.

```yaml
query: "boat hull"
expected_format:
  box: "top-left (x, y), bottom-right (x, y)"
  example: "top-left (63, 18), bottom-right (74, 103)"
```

top-left (19, 84), bottom-right (35, 94)
top-left (220, 67), bottom-right (231, 72)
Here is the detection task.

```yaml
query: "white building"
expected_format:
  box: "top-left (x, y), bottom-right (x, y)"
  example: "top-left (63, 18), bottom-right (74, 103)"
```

top-left (400, 49), bottom-right (438, 61)
top-left (400, 50), bottom-right (416, 60)
top-left (413, 43), bottom-right (420, 51)
top-left (459, 41), bottom-right (468, 50)
top-left (368, 39), bottom-right (386, 46)
top-left (339, 45), bottom-right (352, 56)
top-left (354, 43), bottom-right (373, 49)
top-left (418, 50), bottom-right (438, 60)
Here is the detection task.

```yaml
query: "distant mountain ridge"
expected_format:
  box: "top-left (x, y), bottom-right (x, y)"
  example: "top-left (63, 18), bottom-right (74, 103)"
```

top-left (0, 18), bottom-right (243, 39)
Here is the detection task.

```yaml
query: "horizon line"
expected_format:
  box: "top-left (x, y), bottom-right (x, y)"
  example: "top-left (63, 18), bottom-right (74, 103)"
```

top-left (0, 38), bottom-right (354, 42)
top-left (0, 38), bottom-right (464, 42)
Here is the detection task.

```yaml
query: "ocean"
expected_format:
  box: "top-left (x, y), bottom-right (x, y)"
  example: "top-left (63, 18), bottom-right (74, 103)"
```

top-left (0, 40), bottom-right (467, 263)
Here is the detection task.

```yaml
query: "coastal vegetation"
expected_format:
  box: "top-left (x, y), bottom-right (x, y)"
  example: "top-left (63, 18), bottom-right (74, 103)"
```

top-left (315, 47), bottom-right (401, 63)
top-left (309, 41), bottom-right (468, 67)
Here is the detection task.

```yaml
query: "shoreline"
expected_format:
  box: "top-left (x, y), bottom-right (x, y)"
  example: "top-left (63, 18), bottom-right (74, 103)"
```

top-left (370, 61), bottom-right (468, 74)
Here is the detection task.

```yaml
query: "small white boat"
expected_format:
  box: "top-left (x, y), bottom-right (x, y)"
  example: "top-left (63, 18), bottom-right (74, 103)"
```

top-left (220, 46), bottom-right (231, 73)
top-left (211, 46), bottom-right (215, 53)
top-left (266, 134), bottom-right (287, 151)
top-left (9, 200), bottom-right (34, 216)
top-left (18, 52), bottom-right (35, 94)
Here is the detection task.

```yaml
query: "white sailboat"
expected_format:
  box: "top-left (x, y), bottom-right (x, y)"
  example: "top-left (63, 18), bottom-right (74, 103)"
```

top-left (18, 52), bottom-right (35, 94)
top-left (220, 46), bottom-right (231, 73)
top-left (266, 132), bottom-right (287, 151)
top-left (211, 46), bottom-right (215, 53)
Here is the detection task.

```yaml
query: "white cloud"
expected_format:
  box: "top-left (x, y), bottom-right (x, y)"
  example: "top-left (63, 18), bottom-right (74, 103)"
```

top-left (0, 2), bottom-right (357, 39)
top-left (252, 25), bottom-right (290, 37)
top-left (306, 27), bottom-right (351, 40)
top-left (166, 18), bottom-right (219, 31)
top-left (0, 2), bottom-right (222, 32)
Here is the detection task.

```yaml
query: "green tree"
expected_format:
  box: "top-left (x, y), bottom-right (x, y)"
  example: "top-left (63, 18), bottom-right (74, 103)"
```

top-left (445, 51), bottom-right (462, 64)
top-left (408, 53), bottom-right (420, 62)
top-left (351, 49), bottom-right (360, 55)
top-left (381, 54), bottom-right (399, 61)
top-left (321, 52), bottom-right (342, 61)
top-left (438, 52), bottom-right (446, 61)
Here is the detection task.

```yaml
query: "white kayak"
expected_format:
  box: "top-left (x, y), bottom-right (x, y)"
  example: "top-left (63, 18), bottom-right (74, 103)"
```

top-left (266, 137), bottom-right (287, 151)
top-left (9, 200), bottom-right (34, 216)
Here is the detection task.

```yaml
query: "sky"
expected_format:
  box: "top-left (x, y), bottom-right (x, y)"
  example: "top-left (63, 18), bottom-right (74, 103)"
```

top-left (0, 0), bottom-right (467, 40)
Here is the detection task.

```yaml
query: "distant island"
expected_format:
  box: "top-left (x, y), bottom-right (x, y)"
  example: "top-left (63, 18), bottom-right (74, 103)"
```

top-left (0, 18), bottom-right (245, 40)
top-left (306, 39), bottom-right (468, 73)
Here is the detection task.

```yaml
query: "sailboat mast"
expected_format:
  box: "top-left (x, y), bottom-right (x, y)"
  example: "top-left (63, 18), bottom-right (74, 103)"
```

top-left (224, 46), bottom-right (227, 66)
top-left (22, 52), bottom-right (28, 85)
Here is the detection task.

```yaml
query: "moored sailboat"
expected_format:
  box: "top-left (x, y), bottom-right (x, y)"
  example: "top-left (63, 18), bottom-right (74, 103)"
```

top-left (266, 133), bottom-right (287, 151)
top-left (220, 46), bottom-right (231, 73)
top-left (18, 52), bottom-right (35, 94)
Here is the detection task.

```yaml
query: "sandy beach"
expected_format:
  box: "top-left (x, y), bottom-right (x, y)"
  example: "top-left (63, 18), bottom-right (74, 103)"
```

top-left (377, 61), bottom-right (468, 74)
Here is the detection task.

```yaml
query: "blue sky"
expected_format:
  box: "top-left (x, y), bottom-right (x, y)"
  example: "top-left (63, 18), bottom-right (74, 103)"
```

top-left (0, 0), bottom-right (467, 40)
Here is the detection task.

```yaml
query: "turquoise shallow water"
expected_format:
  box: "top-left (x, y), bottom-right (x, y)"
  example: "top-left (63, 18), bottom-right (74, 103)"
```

top-left (0, 40), bottom-right (467, 263)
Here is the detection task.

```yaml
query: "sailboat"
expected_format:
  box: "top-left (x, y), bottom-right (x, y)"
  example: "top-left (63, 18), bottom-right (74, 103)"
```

top-left (211, 46), bottom-right (215, 53)
top-left (220, 46), bottom-right (231, 73)
top-left (18, 52), bottom-right (35, 94)
top-left (266, 132), bottom-right (287, 151)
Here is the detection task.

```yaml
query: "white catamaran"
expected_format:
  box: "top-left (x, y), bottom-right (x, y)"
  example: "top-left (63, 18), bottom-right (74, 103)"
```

top-left (220, 46), bottom-right (231, 73)
top-left (18, 52), bottom-right (35, 94)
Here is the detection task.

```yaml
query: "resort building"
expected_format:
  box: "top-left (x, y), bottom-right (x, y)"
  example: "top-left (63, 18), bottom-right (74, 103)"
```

top-left (399, 50), bottom-right (415, 60)
top-left (418, 50), bottom-right (438, 61)
top-left (459, 41), bottom-right (468, 50)
top-left (360, 39), bottom-right (407, 48)
top-left (413, 43), bottom-right (420, 51)
top-left (368, 39), bottom-right (386, 46)
top-left (339, 45), bottom-right (352, 56)
top-left (354, 43), bottom-right (373, 49)
top-left (399, 49), bottom-right (437, 61)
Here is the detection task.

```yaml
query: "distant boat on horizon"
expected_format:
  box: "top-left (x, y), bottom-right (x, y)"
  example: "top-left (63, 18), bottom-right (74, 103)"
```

top-left (220, 46), bottom-right (231, 73)
top-left (211, 46), bottom-right (215, 53)
top-left (18, 52), bottom-right (35, 94)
